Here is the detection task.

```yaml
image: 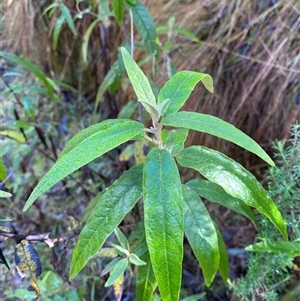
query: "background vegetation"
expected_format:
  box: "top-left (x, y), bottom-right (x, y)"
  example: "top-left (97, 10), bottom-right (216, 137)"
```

top-left (1, 0), bottom-right (299, 300)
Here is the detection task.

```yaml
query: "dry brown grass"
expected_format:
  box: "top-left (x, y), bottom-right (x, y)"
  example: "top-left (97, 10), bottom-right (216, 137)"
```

top-left (2, 0), bottom-right (299, 173)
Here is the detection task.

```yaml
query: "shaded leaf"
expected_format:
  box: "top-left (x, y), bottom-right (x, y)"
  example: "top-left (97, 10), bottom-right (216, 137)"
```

top-left (176, 146), bottom-right (287, 239)
top-left (101, 257), bottom-right (121, 276)
top-left (136, 251), bottom-right (157, 301)
top-left (186, 179), bottom-right (257, 227)
top-left (158, 71), bottom-right (213, 116)
top-left (246, 240), bottom-right (300, 257)
top-left (114, 227), bottom-right (129, 250)
top-left (61, 4), bottom-right (77, 36)
top-left (105, 258), bottom-right (128, 287)
top-left (216, 228), bottom-right (229, 283)
top-left (126, 1), bottom-right (159, 53)
top-left (162, 111), bottom-right (274, 166)
top-left (82, 19), bottom-right (100, 62)
top-left (69, 164), bottom-right (143, 280)
top-left (112, 0), bottom-right (125, 26)
top-left (143, 148), bottom-right (183, 301)
top-left (118, 100), bottom-right (138, 119)
top-left (23, 119), bottom-right (144, 211)
top-left (182, 185), bottom-right (219, 286)
top-left (161, 128), bottom-right (189, 155)
top-left (52, 14), bottom-right (65, 50)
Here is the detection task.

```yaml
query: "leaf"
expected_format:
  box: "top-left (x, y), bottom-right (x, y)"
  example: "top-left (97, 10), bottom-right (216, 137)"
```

top-left (61, 4), bottom-right (77, 36)
top-left (111, 243), bottom-right (129, 257)
top-left (158, 71), bottom-right (213, 116)
top-left (112, 0), bottom-right (125, 26)
top-left (182, 185), bottom-right (219, 286)
top-left (15, 240), bottom-right (42, 298)
top-left (216, 228), bottom-right (229, 283)
top-left (23, 119), bottom-right (144, 211)
top-left (0, 51), bottom-right (60, 102)
top-left (118, 100), bottom-right (138, 119)
top-left (186, 179), bottom-right (257, 226)
top-left (94, 65), bottom-right (117, 113)
top-left (52, 14), bottom-right (65, 50)
top-left (105, 258), bottom-right (128, 287)
top-left (101, 257), bottom-right (121, 276)
top-left (82, 19), bottom-right (100, 63)
top-left (136, 252), bottom-right (157, 301)
top-left (174, 28), bottom-right (201, 43)
top-left (143, 148), bottom-right (183, 301)
top-left (162, 111), bottom-right (275, 166)
top-left (114, 228), bottom-right (129, 250)
top-left (126, 1), bottom-right (159, 53)
top-left (176, 146), bottom-right (287, 239)
top-left (0, 190), bottom-right (12, 198)
top-left (129, 253), bottom-right (146, 266)
top-left (0, 130), bottom-right (25, 143)
top-left (246, 240), bottom-right (300, 257)
top-left (69, 164), bottom-right (143, 280)
top-left (120, 47), bottom-right (157, 114)
top-left (181, 293), bottom-right (206, 301)
top-left (161, 129), bottom-right (189, 155)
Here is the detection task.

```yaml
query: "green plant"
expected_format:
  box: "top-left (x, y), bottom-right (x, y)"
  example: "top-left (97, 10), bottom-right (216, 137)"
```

top-left (20, 47), bottom-right (287, 301)
top-left (230, 123), bottom-right (300, 301)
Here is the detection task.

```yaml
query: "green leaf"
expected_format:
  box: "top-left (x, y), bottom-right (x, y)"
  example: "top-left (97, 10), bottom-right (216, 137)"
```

top-left (94, 65), bottom-right (117, 113)
top-left (128, 253), bottom-right (146, 266)
top-left (0, 52), bottom-right (60, 102)
top-left (120, 47), bottom-right (156, 114)
top-left (23, 119), bottom-right (144, 211)
top-left (136, 252), bottom-right (157, 301)
top-left (0, 130), bottom-right (25, 143)
top-left (161, 128), bottom-right (189, 155)
top-left (111, 244), bottom-right (129, 257)
top-left (216, 228), bottom-right (229, 283)
top-left (162, 111), bottom-right (275, 166)
top-left (158, 71), bottom-right (213, 116)
top-left (82, 19), bottom-right (100, 63)
top-left (182, 185), bottom-right (219, 286)
top-left (143, 148), bottom-right (183, 301)
top-left (174, 28), bottom-right (200, 43)
top-left (61, 4), bottom-right (77, 36)
top-left (69, 164), bottom-right (143, 280)
top-left (101, 257), bottom-right (121, 276)
top-left (246, 240), bottom-right (300, 257)
top-left (0, 190), bottom-right (12, 198)
top-left (181, 293), bottom-right (206, 301)
top-left (105, 258), bottom-right (128, 287)
top-left (118, 100), bottom-right (138, 119)
top-left (114, 228), bottom-right (129, 250)
top-left (186, 179), bottom-right (257, 226)
top-left (52, 14), bottom-right (65, 50)
top-left (112, 0), bottom-right (125, 26)
top-left (126, 1), bottom-right (158, 53)
top-left (176, 146), bottom-right (287, 239)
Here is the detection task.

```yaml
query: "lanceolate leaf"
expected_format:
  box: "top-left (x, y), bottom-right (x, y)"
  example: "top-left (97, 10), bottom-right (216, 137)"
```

top-left (69, 164), bottom-right (143, 280)
top-left (216, 227), bottom-right (229, 283)
top-left (158, 71), bottom-right (213, 116)
top-left (176, 146), bottom-right (287, 239)
top-left (162, 111), bottom-right (275, 166)
top-left (120, 47), bottom-right (156, 113)
top-left (105, 258), bottom-right (128, 287)
top-left (246, 240), bottom-right (300, 257)
top-left (52, 14), bottom-right (65, 50)
top-left (136, 252), bottom-right (157, 301)
top-left (186, 179), bottom-right (257, 226)
top-left (182, 185), bottom-right (219, 286)
top-left (143, 148), bottom-right (183, 301)
top-left (23, 119), bottom-right (144, 211)
top-left (82, 18), bottom-right (100, 62)
top-left (112, 0), bottom-right (125, 26)
top-left (60, 4), bottom-right (77, 36)
top-left (161, 129), bottom-right (189, 155)
top-left (126, 1), bottom-right (158, 53)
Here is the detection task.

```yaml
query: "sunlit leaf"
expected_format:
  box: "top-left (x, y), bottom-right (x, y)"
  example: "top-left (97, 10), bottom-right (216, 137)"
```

top-left (162, 111), bottom-right (275, 166)
top-left (182, 185), bottom-right (219, 286)
top-left (69, 164), bottom-right (143, 280)
top-left (176, 146), bottom-right (287, 239)
top-left (0, 130), bottom-right (25, 143)
top-left (143, 147), bottom-right (183, 300)
top-left (23, 119), bottom-right (144, 211)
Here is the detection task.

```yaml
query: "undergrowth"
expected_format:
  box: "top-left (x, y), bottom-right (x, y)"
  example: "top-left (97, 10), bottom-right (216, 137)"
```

top-left (230, 123), bottom-right (300, 301)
